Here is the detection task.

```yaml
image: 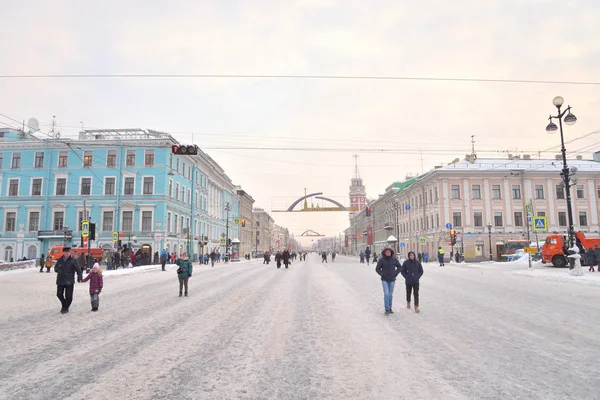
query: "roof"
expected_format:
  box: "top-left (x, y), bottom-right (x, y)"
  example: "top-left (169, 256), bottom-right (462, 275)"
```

top-left (436, 157), bottom-right (600, 173)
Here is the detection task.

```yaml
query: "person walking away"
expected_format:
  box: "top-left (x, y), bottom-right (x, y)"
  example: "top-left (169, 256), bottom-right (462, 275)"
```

top-left (417, 253), bottom-right (422, 263)
top-left (437, 247), bottom-right (445, 267)
top-left (372, 252), bottom-right (378, 263)
top-left (455, 251), bottom-right (461, 263)
top-left (275, 251), bottom-right (282, 268)
top-left (176, 254), bottom-right (193, 297)
top-left (45, 255), bottom-right (53, 272)
top-left (82, 262), bottom-right (104, 311)
top-left (587, 246), bottom-right (597, 272)
top-left (321, 251), bottom-right (328, 263)
top-left (283, 250), bottom-right (291, 268)
top-left (594, 245), bottom-right (600, 272)
top-left (332, 251), bottom-right (336, 262)
top-left (401, 251), bottom-right (424, 313)
top-left (365, 247), bottom-right (371, 266)
top-left (375, 248), bottom-right (402, 315)
top-left (160, 249), bottom-right (168, 271)
top-left (359, 251), bottom-right (365, 263)
top-left (423, 252), bottom-right (429, 263)
top-left (210, 250), bottom-right (217, 267)
top-left (54, 247), bottom-right (82, 314)
top-left (39, 254), bottom-right (46, 273)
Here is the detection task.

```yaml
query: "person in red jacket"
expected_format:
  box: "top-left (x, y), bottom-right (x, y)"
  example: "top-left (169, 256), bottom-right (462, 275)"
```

top-left (82, 263), bottom-right (104, 312)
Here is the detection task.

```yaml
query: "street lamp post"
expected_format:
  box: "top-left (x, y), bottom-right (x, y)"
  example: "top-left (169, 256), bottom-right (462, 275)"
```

top-left (225, 202), bottom-right (231, 258)
top-left (487, 223), bottom-right (493, 261)
top-left (546, 96), bottom-right (578, 254)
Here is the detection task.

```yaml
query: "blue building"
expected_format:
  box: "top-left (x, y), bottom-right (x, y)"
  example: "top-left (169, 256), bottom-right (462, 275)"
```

top-left (0, 128), bottom-right (242, 262)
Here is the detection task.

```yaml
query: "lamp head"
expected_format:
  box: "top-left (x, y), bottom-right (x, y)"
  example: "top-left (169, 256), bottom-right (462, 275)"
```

top-left (553, 96), bottom-right (564, 107)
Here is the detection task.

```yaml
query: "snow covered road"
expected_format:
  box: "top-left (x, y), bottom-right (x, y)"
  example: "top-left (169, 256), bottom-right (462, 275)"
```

top-left (0, 256), bottom-right (599, 399)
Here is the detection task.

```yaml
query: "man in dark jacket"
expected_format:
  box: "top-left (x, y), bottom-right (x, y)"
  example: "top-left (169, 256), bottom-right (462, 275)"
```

top-left (282, 250), bottom-right (291, 268)
top-left (401, 251), bottom-right (424, 313)
top-left (375, 247), bottom-right (402, 315)
top-left (55, 247), bottom-right (82, 314)
top-left (365, 247), bottom-right (372, 266)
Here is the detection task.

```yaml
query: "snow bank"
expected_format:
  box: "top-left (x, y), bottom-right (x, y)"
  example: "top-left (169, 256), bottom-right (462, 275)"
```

top-left (0, 260), bottom-right (37, 272)
top-left (514, 268), bottom-right (600, 287)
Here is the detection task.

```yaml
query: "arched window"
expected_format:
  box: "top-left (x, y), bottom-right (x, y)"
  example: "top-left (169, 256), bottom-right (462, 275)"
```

top-left (27, 245), bottom-right (38, 260)
top-left (4, 246), bottom-right (14, 262)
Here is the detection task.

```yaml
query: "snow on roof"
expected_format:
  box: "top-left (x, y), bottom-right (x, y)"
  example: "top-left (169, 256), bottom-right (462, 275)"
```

top-left (437, 158), bottom-right (600, 173)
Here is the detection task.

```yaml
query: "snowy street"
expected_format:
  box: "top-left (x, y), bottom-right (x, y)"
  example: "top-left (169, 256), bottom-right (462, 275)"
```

top-left (1, 255), bottom-right (599, 400)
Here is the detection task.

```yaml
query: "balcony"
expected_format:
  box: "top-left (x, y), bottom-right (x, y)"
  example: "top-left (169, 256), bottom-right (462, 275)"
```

top-left (37, 230), bottom-right (73, 240)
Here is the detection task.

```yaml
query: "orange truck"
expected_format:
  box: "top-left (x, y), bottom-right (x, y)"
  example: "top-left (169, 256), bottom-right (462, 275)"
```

top-left (541, 231), bottom-right (600, 268)
top-left (49, 246), bottom-right (105, 262)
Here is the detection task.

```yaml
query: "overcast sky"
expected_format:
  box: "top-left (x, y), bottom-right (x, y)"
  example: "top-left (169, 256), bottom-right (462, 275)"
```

top-left (1, 0), bottom-right (599, 241)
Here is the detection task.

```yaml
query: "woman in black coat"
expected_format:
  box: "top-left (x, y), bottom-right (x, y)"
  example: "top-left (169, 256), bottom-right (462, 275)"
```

top-left (401, 251), bottom-right (424, 313)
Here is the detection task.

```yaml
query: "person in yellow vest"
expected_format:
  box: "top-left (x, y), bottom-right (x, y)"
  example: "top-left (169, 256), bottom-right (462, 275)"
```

top-left (45, 255), bottom-right (53, 273)
top-left (437, 247), bottom-right (445, 267)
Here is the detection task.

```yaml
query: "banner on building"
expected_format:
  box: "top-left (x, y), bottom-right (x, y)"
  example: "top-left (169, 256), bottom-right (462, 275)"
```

top-left (344, 235), bottom-right (348, 248)
top-left (367, 226), bottom-right (374, 245)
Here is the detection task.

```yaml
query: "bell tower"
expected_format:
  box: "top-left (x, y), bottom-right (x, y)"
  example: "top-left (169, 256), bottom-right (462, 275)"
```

top-left (349, 154), bottom-right (367, 214)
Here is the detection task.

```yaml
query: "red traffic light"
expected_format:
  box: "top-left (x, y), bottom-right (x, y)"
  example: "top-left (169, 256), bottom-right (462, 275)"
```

top-left (172, 144), bottom-right (198, 155)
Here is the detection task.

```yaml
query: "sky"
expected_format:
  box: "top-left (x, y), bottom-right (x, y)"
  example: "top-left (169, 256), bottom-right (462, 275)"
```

top-left (1, 0), bottom-right (600, 242)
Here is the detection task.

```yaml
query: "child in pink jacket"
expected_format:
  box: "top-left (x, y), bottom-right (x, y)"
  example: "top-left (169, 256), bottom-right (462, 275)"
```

top-left (82, 263), bottom-right (104, 312)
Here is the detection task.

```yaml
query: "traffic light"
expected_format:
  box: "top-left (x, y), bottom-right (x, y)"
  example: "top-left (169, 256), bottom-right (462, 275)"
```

top-left (366, 206), bottom-right (372, 217)
top-left (90, 223), bottom-right (96, 241)
top-left (241, 219), bottom-right (246, 227)
top-left (450, 229), bottom-right (456, 246)
top-left (172, 144), bottom-right (199, 155)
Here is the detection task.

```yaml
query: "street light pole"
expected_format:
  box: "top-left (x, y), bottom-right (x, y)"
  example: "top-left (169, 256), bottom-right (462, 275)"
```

top-left (487, 223), bottom-right (493, 261)
top-left (546, 96), bottom-right (578, 251)
top-left (225, 202), bottom-right (231, 257)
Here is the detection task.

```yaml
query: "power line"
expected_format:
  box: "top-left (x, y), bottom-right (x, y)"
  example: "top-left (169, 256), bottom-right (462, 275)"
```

top-left (0, 73), bottom-right (599, 86)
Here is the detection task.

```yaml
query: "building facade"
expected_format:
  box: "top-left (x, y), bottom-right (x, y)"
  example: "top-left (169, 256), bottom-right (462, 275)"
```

top-left (252, 208), bottom-right (274, 254)
top-left (348, 156), bottom-right (600, 261)
top-left (0, 128), bottom-right (249, 261)
top-left (236, 187), bottom-right (255, 257)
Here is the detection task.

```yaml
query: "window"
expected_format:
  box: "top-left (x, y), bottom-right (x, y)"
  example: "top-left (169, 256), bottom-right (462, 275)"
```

top-left (168, 180), bottom-right (173, 197)
top-left (107, 150), bottom-right (117, 167)
top-left (598, 185), bottom-right (600, 199)
top-left (28, 211), bottom-right (40, 232)
top-left (167, 212), bottom-right (172, 233)
top-left (451, 185), bottom-right (460, 199)
top-left (473, 212), bottom-right (483, 227)
top-left (435, 188), bottom-right (438, 201)
top-left (143, 177), bottom-right (154, 195)
top-left (144, 150), bottom-right (154, 166)
top-left (142, 211), bottom-right (152, 232)
top-left (556, 184), bottom-right (565, 199)
top-left (56, 178), bottom-right (66, 196)
top-left (576, 185), bottom-right (585, 199)
top-left (34, 152), bottom-right (44, 168)
top-left (537, 211), bottom-right (546, 217)
top-left (27, 245), bottom-right (37, 260)
top-left (8, 179), bottom-right (19, 196)
top-left (81, 178), bottom-right (92, 195)
top-left (83, 151), bottom-right (93, 167)
top-left (0, 152), bottom-right (3, 169)
top-left (579, 211), bottom-right (588, 226)
top-left (558, 211), bottom-right (567, 227)
top-left (105, 177), bottom-right (115, 195)
top-left (126, 150), bottom-right (136, 166)
top-left (472, 185), bottom-right (481, 199)
top-left (492, 184), bottom-right (501, 199)
top-left (187, 189), bottom-right (191, 205)
top-left (11, 152), bottom-right (21, 169)
top-left (78, 211), bottom-right (90, 230)
top-left (102, 211), bottom-right (114, 232)
top-left (535, 184), bottom-right (544, 199)
top-left (176, 159), bottom-right (180, 174)
top-left (5, 212), bottom-right (16, 232)
top-left (175, 183), bottom-right (179, 200)
top-left (124, 177), bottom-right (135, 195)
top-left (512, 185), bottom-right (521, 199)
top-left (452, 212), bottom-right (462, 228)
top-left (180, 216), bottom-right (184, 233)
top-left (31, 178), bottom-right (42, 196)
top-left (256, 221), bottom-right (260, 227)
top-left (180, 186), bottom-right (185, 201)
top-left (122, 211), bottom-right (133, 232)
top-left (514, 212), bottom-right (523, 227)
top-left (58, 151), bottom-right (68, 167)
top-left (494, 212), bottom-right (503, 227)
top-left (174, 214), bottom-right (178, 233)
top-left (53, 211), bottom-right (64, 231)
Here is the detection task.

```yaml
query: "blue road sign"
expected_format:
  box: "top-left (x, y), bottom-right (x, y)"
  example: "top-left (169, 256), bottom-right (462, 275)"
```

top-left (533, 216), bottom-right (548, 231)
top-left (445, 223), bottom-right (453, 229)
top-left (527, 215), bottom-right (532, 224)
top-left (400, 242), bottom-right (406, 248)
top-left (405, 204), bottom-right (411, 211)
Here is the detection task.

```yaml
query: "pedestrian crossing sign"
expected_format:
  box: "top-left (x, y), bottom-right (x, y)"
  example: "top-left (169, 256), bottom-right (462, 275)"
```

top-left (112, 232), bottom-right (119, 242)
top-left (220, 238), bottom-right (226, 245)
top-left (532, 216), bottom-right (547, 231)
top-left (233, 218), bottom-right (241, 226)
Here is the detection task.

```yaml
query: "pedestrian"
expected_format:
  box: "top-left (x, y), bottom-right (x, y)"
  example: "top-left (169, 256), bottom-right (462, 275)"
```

top-left (594, 245), bottom-right (600, 272)
top-left (283, 249), bottom-right (291, 268)
top-left (54, 247), bottom-right (82, 314)
top-left (437, 247), bottom-right (445, 267)
top-left (332, 251), bottom-right (336, 262)
top-left (359, 251), bottom-right (365, 263)
top-left (417, 253), bottom-right (422, 262)
top-left (372, 252), bottom-right (378, 263)
top-left (455, 251), bottom-right (461, 263)
top-left (375, 247), bottom-right (402, 315)
top-left (81, 262), bottom-right (104, 312)
top-left (423, 252), bottom-right (429, 263)
top-left (39, 254), bottom-right (46, 273)
top-left (177, 254), bottom-right (193, 297)
top-left (45, 255), bottom-right (53, 272)
top-left (160, 249), bottom-right (168, 271)
top-left (365, 247), bottom-right (371, 266)
top-left (401, 251), bottom-right (424, 313)
top-left (321, 251), bottom-right (328, 263)
top-left (210, 250), bottom-right (217, 267)
top-left (275, 251), bottom-right (282, 268)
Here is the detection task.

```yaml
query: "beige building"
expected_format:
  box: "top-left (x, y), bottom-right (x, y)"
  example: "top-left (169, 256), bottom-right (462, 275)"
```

top-left (272, 224), bottom-right (289, 251)
top-left (252, 208), bottom-right (274, 254)
top-left (236, 187), bottom-right (255, 257)
top-left (349, 155), bottom-right (600, 261)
